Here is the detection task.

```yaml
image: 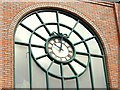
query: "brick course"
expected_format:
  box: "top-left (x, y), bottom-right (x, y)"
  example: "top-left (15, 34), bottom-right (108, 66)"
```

top-left (0, 0), bottom-right (119, 89)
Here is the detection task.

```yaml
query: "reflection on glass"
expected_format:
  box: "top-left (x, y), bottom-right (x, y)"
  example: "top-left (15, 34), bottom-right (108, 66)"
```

top-left (49, 63), bottom-right (61, 76)
top-left (91, 57), bottom-right (106, 88)
top-left (15, 25), bottom-right (31, 43)
top-left (31, 47), bottom-right (45, 58)
top-left (38, 12), bottom-right (57, 23)
top-left (79, 67), bottom-right (92, 88)
top-left (63, 65), bottom-right (74, 77)
top-left (76, 55), bottom-right (88, 65)
top-left (74, 23), bottom-right (93, 39)
top-left (32, 59), bottom-right (46, 88)
top-left (15, 45), bottom-right (30, 88)
top-left (49, 76), bottom-right (61, 88)
top-left (69, 32), bottom-right (81, 44)
top-left (64, 79), bottom-right (76, 88)
top-left (86, 39), bottom-right (102, 55)
top-left (71, 61), bottom-right (85, 74)
top-left (59, 13), bottom-right (76, 28)
top-left (22, 14), bottom-right (41, 30)
top-left (31, 34), bottom-right (45, 46)
top-left (75, 43), bottom-right (87, 53)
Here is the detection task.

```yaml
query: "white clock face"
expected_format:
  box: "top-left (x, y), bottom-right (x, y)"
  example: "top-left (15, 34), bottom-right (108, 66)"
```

top-left (48, 38), bottom-right (74, 61)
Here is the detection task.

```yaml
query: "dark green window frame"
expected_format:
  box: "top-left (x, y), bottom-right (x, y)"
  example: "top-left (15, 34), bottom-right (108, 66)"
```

top-left (14, 8), bottom-right (109, 89)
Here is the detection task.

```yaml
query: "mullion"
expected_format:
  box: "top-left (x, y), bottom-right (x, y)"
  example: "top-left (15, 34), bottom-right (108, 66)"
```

top-left (68, 63), bottom-right (77, 75)
top-left (56, 11), bottom-right (60, 34)
top-left (89, 55), bottom-right (94, 89)
top-left (36, 54), bottom-right (47, 60)
top-left (47, 60), bottom-right (54, 71)
top-left (15, 41), bottom-right (45, 48)
top-left (46, 72), bottom-right (49, 90)
top-left (91, 54), bottom-right (103, 58)
top-left (28, 45), bottom-right (32, 89)
top-left (76, 51), bottom-right (89, 56)
top-left (74, 36), bottom-right (95, 46)
top-left (74, 58), bottom-right (87, 68)
top-left (20, 23), bottom-right (46, 41)
top-left (76, 76), bottom-right (80, 89)
top-left (60, 63), bottom-right (65, 90)
top-left (76, 51), bottom-right (103, 58)
top-left (68, 20), bottom-right (79, 37)
top-left (35, 12), bottom-right (51, 36)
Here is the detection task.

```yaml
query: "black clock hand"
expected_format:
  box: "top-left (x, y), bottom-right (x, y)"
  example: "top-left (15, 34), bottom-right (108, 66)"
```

top-left (54, 43), bottom-right (64, 51)
top-left (59, 36), bottom-right (63, 51)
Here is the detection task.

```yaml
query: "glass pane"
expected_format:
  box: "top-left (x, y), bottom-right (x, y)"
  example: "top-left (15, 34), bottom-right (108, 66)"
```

top-left (79, 67), bottom-right (92, 88)
top-left (86, 39), bottom-right (101, 55)
top-left (35, 27), bottom-right (50, 39)
top-left (49, 76), bottom-right (61, 88)
top-left (63, 65), bottom-right (74, 77)
top-left (32, 59), bottom-right (46, 88)
top-left (91, 57), bottom-right (106, 88)
top-left (31, 47), bottom-right (45, 59)
top-left (37, 57), bottom-right (52, 70)
top-left (38, 12), bottom-right (57, 23)
top-left (76, 54), bottom-right (88, 65)
top-left (46, 25), bottom-right (58, 34)
top-left (69, 32), bottom-right (82, 44)
top-left (15, 45), bottom-right (30, 88)
top-left (64, 79), bottom-right (76, 88)
top-left (75, 43), bottom-right (87, 53)
top-left (60, 26), bottom-right (71, 36)
top-left (15, 25), bottom-right (31, 43)
top-left (59, 13), bottom-right (76, 28)
top-left (70, 61), bottom-right (85, 74)
top-left (74, 23), bottom-right (93, 39)
top-left (22, 14), bottom-right (41, 30)
top-left (31, 34), bottom-right (45, 46)
top-left (49, 63), bottom-right (61, 76)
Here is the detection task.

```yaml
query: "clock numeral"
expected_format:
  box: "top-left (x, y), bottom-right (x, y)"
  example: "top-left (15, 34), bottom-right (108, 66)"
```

top-left (54, 39), bottom-right (59, 43)
top-left (62, 58), bottom-right (67, 61)
top-left (68, 54), bottom-right (72, 57)
top-left (50, 40), bottom-right (54, 44)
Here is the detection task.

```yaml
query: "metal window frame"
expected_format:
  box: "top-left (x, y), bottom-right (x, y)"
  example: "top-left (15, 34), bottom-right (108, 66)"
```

top-left (14, 8), bottom-right (109, 90)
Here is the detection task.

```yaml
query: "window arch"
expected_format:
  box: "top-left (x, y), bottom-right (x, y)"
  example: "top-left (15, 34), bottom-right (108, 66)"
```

top-left (14, 8), bottom-right (109, 89)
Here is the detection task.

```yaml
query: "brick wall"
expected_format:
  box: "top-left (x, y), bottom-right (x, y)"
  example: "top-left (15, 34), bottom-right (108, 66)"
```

top-left (0, 0), bottom-right (119, 89)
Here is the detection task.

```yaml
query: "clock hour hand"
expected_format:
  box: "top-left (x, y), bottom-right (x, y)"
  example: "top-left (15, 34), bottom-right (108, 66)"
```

top-left (54, 43), bottom-right (64, 51)
top-left (59, 36), bottom-right (63, 51)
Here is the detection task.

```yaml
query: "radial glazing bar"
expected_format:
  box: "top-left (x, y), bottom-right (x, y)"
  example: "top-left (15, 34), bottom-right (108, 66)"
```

top-left (35, 12), bottom-right (51, 36)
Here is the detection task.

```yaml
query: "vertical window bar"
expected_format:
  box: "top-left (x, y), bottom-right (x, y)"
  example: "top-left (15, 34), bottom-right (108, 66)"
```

top-left (89, 54), bottom-right (94, 90)
top-left (29, 45), bottom-right (32, 89)
top-left (60, 63), bottom-right (65, 90)
top-left (76, 76), bottom-right (80, 90)
top-left (56, 11), bottom-right (60, 34)
top-left (46, 72), bottom-right (49, 90)
top-left (103, 56), bottom-right (110, 90)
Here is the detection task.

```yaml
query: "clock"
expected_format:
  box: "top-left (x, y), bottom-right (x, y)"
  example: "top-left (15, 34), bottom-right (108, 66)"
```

top-left (45, 34), bottom-right (75, 64)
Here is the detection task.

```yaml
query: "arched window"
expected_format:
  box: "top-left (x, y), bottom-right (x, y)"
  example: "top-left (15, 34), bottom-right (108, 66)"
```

top-left (14, 8), bottom-right (109, 89)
